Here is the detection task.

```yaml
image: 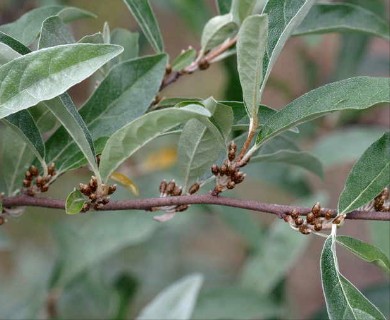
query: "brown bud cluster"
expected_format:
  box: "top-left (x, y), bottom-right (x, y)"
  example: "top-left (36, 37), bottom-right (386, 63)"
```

top-left (78, 176), bottom-right (117, 212)
top-left (285, 202), bottom-right (338, 235)
top-left (374, 188), bottom-right (390, 212)
top-left (211, 141), bottom-right (247, 196)
top-left (23, 163), bottom-right (56, 195)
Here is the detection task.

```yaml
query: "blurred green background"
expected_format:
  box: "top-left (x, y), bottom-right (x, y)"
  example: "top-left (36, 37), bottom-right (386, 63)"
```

top-left (0, 0), bottom-right (389, 319)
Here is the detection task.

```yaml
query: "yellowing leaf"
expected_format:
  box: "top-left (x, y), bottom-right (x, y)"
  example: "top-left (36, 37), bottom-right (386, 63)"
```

top-left (141, 147), bottom-right (177, 172)
top-left (110, 172), bottom-right (139, 196)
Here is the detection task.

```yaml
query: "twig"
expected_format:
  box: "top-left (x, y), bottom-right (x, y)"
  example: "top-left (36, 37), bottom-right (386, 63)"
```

top-left (2, 194), bottom-right (390, 221)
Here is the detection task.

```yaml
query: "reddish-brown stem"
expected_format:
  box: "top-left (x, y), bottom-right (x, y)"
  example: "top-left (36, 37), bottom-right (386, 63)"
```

top-left (2, 194), bottom-right (389, 221)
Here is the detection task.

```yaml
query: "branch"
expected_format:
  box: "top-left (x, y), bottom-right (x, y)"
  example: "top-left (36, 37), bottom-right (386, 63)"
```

top-left (2, 194), bottom-right (390, 221)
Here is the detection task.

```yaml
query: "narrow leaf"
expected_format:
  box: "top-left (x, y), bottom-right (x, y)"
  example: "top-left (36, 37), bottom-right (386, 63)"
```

top-left (0, 43), bottom-right (20, 66)
top-left (110, 28), bottom-right (139, 62)
top-left (0, 43), bottom-right (123, 119)
top-left (257, 77), bottom-right (390, 144)
top-left (2, 110), bottom-right (45, 163)
top-left (38, 16), bottom-right (75, 49)
top-left (44, 54), bottom-right (167, 174)
top-left (231, 0), bottom-right (257, 24)
top-left (65, 189), bottom-right (86, 215)
top-left (110, 172), bottom-right (139, 196)
top-left (237, 14), bottom-right (268, 119)
top-left (251, 150), bottom-right (323, 178)
top-left (294, 3), bottom-right (390, 40)
top-left (171, 48), bottom-right (196, 71)
top-left (216, 0), bottom-right (232, 15)
top-left (260, 0), bottom-right (316, 97)
top-left (0, 31), bottom-right (30, 55)
top-left (122, 0), bottom-right (164, 53)
top-left (0, 6), bottom-right (94, 46)
top-left (137, 274), bottom-right (203, 320)
top-left (99, 105), bottom-right (217, 182)
top-left (178, 99), bottom-right (233, 189)
top-left (337, 236), bottom-right (390, 273)
top-left (321, 235), bottom-right (386, 320)
top-left (201, 14), bottom-right (238, 53)
top-left (338, 133), bottom-right (390, 214)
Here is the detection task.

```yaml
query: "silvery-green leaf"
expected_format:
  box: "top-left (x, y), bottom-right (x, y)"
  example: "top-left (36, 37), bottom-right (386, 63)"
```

top-left (171, 48), bottom-right (196, 71)
top-left (0, 6), bottom-right (95, 46)
top-left (257, 77), bottom-right (390, 145)
top-left (78, 32), bottom-right (104, 44)
top-left (65, 189), bottom-right (86, 215)
top-left (0, 31), bottom-right (30, 55)
top-left (336, 236), bottom-right (390, 274)
top-left (260, 0), bottom-right (316, 97)
top-left (110, 28), bottom-right (139, 62)
top-left (38, 16), bottom-right (75, 49)
top-left (321, 235), bottom-right (386, 320)
top-left (231, 0), bottom-right (257, 24)
top-left (237, 14), bottom-right (268, 119)
top-left (178, 99), bottom-right (233, 189)
top-left (201, 14), bottom-right (238, 53)
top-left (123, 0), bottom-right (164, 53)
top-left (294, 3), bottom-right (390, 40)
top-left (137, 274), bottom-right (203, 320)
top-left (338, 133), bottom-right (390, 215)
top-left (3, 110), bottom-right (45, 163)
top-left (99, 105), bottom-right (218, 182)
top-left (0, 43), bottom-right (20, 66)
top-left (0, 43), bottom-right (123, 119)
top-left (216, 0), bottom-right (232, 15)
top-left (45, 54), bottom-right (167, 174)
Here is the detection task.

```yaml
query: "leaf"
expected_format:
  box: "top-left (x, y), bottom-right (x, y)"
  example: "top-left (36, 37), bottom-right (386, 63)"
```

top-left (257, 77), bottom-right (390, 145)
top-left (110, 28), bottom-right (139, 62)
top-left (237, 14), bottom-right (268, 119)
top-left (260, 0), bottom-right (316, 97)
top-left (0, 6), bottom-right (95, 46)
top-left (178, 99), bottom-right (233, 189)
top-left (200, 14), bottom-right (238, 53)
top-left (78, 32), bottom-right (104, 44)
top-left (338, 133), bottom-right (390, 215)
top-left (216, 0), bottom-right (232, 15)
top-left (171, 48), bottom-right (196, 71)
top-left (110, 172), bottom-right (139, 196)
top-left (38, 16), bottom-right (75, 49)
top-left (321, 235), bottom-right (386, 320)
top-left (29, 103), bottom-right (57, 133)
top-left (0, 43), bottom-right (20, 66)
top-left (241, 220), bottom-right (308, 294)
top-left (44, 54), bottom-right (167, 174)
top-left (0, 127), bottom-right (34, 195)
top-left (312, 128), bottom-right (384, 168)
top-left (122, 0), bottom-right (164, 53)
top-left (0, 31), bottom-right (31, 55)
top-left (2, 110), bottom-right (45, 163)
top-left (44, 94), bottom-right (99, 182)
top-left (65, 189), bottom-right (86, 215)
top-left (251, 150), bottom-right (323, 178)
top-left (192, 287), bottom-right (281, 320)
top-left (336, 236), bottom-right (390, 273)
top-left (137, 274), bottom-right (203, 320)
top-left (231, 0), bottom-right (257, 24)
top-left (0, 43), bottom-right (123, 119)
top-left (294, 3), bottom-right (390, 40)
top-left (99, 105), bottom-right (221, 182)
top-left (52, 203), bottom-right (157, 288)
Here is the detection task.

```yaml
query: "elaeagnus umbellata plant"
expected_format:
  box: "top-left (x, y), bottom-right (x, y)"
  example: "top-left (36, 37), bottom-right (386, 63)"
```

top-left (0, 0), bottom-right (389, 319)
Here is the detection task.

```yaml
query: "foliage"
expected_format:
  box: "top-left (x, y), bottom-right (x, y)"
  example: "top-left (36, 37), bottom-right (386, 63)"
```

top-left (0, 0), bottom-right (389, 319)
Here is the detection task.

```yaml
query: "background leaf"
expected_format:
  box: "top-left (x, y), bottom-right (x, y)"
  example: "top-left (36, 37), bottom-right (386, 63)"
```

top-left (338, 132), bottom-right (390, 214)
top-left (237, 14), bottom-right (268, 120)
top-left (336, 236), bottom-right (390, 273)
top-left (257, 77), bottom-right (390, 145)
top-left (0, 43), bottom-right (123, 119)
top-left (123, 0), bottom-right (164, 53)
top-left (321, 235), bottom-right (386, 320)
top-left (137, 274), bottom-right (203, 320)
top-left (294, 3), bottom-right (390, 40)
top-left (0, 6), bottom-right (94, 46)
top-left (38, 16), bottom-right (75, 49)
top-left (171, 48), bottom-right (196, 71)
top-left (110, 28), bottom-right (139, 63)
top-left (231, 0), bottom-right (257, 24)
top-left (216, 0), bottom-right (232, 15)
